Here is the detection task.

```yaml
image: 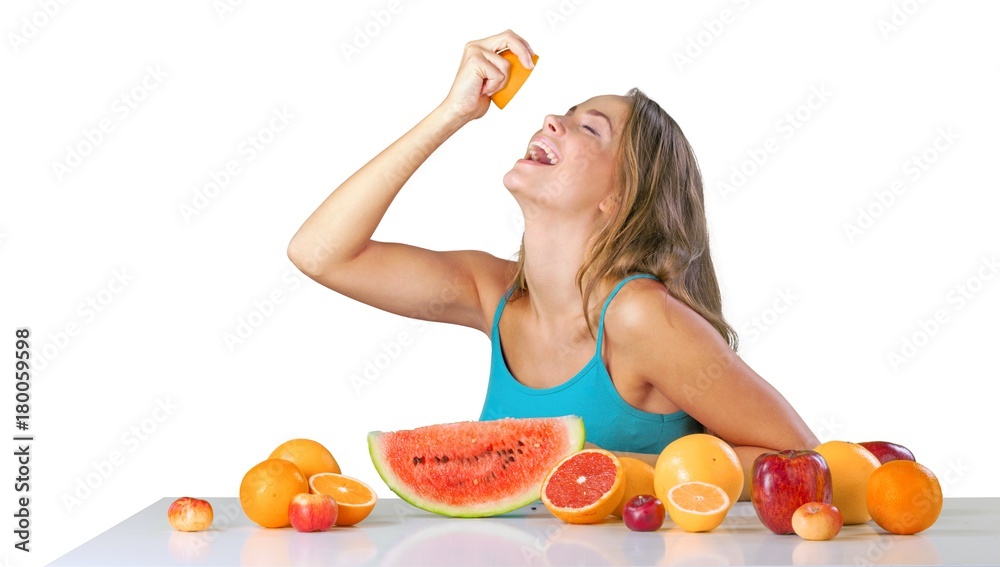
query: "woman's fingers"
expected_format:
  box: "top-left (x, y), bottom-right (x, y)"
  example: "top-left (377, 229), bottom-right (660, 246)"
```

top-left (470, 29), bottom-right (535, 70)
top-left (442, 30), bottom-right (534, 121)
top-left (478, 49), bottom-right (512, 97)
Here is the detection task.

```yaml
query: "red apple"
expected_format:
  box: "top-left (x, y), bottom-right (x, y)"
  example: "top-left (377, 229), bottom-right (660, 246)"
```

top-left (858, 441), bottom-right (915, 465)
top-left (167, 497), bottom-right (214, 532)
top-left (751, 450), bottom-right (832, 535)
top-left (792, 502), bottom-right (843, 541)
top-left (288, 493), bottom-right (338, 532)
top-left (623, 494), bottom-right (665, 532)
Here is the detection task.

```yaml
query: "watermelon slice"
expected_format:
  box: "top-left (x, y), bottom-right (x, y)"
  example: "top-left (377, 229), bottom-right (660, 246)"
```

top-left (368, 416), bottom-right (585, 517)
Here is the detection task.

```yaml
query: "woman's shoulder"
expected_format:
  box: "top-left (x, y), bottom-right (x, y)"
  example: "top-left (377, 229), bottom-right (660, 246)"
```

top-left (602, 275), bottom-right (718, 344)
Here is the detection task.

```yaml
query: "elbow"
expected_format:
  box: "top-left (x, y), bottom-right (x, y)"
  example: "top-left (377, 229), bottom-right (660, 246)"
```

top-left (287, 232), bottom-right (354, 280)
top-left (286, 233), bottom-right (324, 278)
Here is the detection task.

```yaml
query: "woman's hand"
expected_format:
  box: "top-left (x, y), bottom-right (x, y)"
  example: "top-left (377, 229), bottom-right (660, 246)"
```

top-left (441, 29), bottom-right (536, 123)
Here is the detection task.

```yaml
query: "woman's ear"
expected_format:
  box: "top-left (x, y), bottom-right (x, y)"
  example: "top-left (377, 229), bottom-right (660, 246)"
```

top-left (598, 192), bottom-right (620, 214)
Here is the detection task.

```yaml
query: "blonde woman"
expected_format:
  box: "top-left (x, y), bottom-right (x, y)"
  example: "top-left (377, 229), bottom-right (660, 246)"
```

top-left (288, 30), bottom-right (817, 499)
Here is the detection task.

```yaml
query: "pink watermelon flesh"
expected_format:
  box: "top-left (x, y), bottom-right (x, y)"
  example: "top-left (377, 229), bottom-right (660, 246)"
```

top-left (368, 416), bottom-right (585, 517)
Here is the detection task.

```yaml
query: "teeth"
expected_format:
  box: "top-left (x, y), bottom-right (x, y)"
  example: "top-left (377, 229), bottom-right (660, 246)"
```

top-left (527, 140), bottom-right (559, 164)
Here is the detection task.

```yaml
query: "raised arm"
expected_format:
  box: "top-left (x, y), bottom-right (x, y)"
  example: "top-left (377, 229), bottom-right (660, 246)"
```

top-left (287, 31), bottom-right (536, 333)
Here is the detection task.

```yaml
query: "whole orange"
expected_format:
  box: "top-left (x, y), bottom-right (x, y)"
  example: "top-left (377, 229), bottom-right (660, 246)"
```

top-left (268, 439), bottom-right (340, 480)
top-left (239, 459), bottom-right (308, 528)
top-left (654, 434), bottom-right (743, 507)
top-left (867, 460), bottom-right (943, 535)
top-left (612, 457), bottom-right (656, 518)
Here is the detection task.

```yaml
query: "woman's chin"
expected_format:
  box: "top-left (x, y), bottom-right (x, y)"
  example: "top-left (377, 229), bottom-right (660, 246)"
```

top-left (502, 169), bottom-right (523, 194)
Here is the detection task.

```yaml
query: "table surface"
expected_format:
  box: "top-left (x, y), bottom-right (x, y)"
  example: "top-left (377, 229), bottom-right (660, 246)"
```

top-left (50, 497), bottom-right (1000, 566)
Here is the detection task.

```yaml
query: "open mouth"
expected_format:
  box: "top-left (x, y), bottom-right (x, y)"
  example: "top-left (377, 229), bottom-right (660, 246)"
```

top-left (525, 138), bottom-right (560, 165)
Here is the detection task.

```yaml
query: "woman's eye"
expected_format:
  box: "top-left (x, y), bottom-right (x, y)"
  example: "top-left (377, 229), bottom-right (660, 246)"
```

top-left (583, 125), bottom-right (599, 136)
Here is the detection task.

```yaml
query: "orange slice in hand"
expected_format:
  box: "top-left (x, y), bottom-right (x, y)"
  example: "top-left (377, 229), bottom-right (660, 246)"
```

top-left (491, 50), bottom-right (539, 109)
top-left (309, 473), bottom-right (378, 526)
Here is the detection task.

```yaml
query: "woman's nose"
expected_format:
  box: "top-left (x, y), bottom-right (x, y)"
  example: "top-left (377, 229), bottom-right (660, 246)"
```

top-left (543, 114), bottom-right (563, 134)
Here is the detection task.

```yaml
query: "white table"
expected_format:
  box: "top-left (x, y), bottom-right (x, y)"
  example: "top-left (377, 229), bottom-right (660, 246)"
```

top-left (51, 497), bottom-right (1000, 566)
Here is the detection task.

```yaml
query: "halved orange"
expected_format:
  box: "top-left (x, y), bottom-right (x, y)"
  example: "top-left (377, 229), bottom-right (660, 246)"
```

top-left (666, 481), bottom-right (730, 532)
top-left (491, 50), bottom-right (539, 109)
top-left (309, 473), bottom-right (378, 526)
top-left (540, 448), bottom-right (625, 524)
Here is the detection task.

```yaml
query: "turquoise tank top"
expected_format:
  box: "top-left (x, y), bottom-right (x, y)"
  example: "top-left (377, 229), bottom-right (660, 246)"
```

top-left (479, 274), bottom-right (704, 454)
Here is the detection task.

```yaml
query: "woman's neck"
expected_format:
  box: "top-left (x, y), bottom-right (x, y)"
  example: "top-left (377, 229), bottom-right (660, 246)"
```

top-left (520, 216), bottom-right (602, 331)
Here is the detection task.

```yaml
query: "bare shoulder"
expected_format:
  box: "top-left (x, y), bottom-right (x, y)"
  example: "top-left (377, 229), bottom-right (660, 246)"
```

top-left (602, 277), bottom-right (725, 353)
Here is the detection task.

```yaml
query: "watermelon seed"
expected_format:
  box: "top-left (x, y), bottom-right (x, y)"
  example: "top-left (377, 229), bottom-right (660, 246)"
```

top-left (473, 478), bottom-right (479, 485)
top-left (533, 443), bottom-right (540, 447)
top-left (442, 456), bottom-right (449, 463)
top-left (517, 440), bottom-right (525, 446)
top-left (507, 456), bottom-right (515, 463)
top-left (517, 449), bottom-right (523, 454)
top-left (435, 456), bottom-right (441, 463)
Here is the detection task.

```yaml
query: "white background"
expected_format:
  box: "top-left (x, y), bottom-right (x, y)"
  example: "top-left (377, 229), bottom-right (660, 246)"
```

top-left (2, 0), bottom-right (998, 564)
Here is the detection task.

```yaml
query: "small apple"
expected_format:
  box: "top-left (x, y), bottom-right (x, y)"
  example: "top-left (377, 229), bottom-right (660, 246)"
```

top-left (288, 493), bottom-right (338, 532)
top-left (623, 494), bottom-right (665, 532)
top-left (751, 450), bottom-right (832, 535)
top-left (792, 502), bottom-right (843, 541)
top-left (858, 441), bottom-right (915, 465)
top-left (167, 497), bottom-right (214, 532)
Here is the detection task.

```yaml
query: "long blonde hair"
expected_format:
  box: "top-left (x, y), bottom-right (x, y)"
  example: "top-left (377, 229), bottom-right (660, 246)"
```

top-left (510, 88), bottom-right (738, 350)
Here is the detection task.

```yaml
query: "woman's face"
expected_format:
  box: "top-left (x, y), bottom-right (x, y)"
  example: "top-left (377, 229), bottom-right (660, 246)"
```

top-left (504, 95), bottom-right (630, 220)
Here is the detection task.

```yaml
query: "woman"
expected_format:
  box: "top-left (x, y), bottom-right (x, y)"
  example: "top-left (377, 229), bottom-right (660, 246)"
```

top-left (287, 30), bottom-right (818, 499)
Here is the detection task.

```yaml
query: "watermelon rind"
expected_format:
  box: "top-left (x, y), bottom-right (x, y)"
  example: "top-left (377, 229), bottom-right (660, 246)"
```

top-left (368, 416), bottom-right (585, 518)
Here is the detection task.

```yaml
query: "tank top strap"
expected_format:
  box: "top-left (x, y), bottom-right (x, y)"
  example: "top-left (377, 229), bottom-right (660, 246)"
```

top-left (491, 286), bottom-right (516, 334)
top-left (595, 273), bottom-right (659, 354)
